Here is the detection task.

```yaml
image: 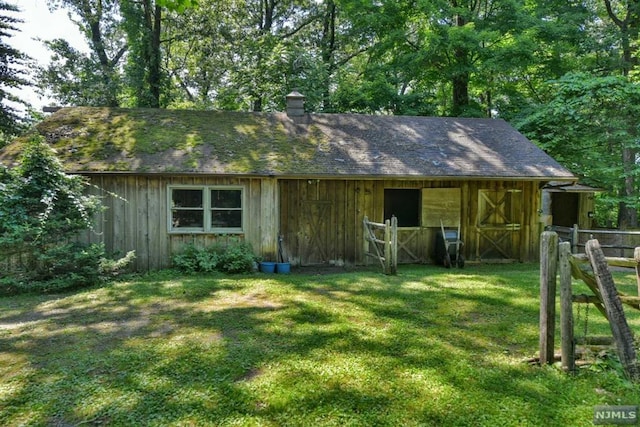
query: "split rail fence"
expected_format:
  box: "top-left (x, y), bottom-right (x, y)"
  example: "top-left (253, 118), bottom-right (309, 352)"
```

top-left (548, 224), bottom-right (640, 256)
top-left (539, 231), bottom-right (640, 381)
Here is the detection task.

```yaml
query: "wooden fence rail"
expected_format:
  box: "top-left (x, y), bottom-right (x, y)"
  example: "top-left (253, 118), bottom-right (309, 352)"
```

top-left (540, 231), bottom-right (640, 381)
top-left (547, 224), bottom-right (640, 256)
top-left (363, 216), bottom-right (398, 275)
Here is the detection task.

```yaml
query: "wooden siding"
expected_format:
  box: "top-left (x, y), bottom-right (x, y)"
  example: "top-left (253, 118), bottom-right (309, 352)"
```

top-left (76, 175), bottom-right (545, 272)
top-left (76, 175), bottom-right (275, 271)
top-left (279, 178), bottom-right (543, 267)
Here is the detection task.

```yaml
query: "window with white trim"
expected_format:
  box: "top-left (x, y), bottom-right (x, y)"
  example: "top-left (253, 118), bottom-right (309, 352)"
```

top-left (169, 186), bottom-right (244, 233)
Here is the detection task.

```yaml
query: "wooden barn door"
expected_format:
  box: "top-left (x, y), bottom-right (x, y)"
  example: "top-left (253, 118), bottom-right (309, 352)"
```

top-left (300, 200), bottom-right (334, 265)
top-left (476, 189), bottom-right (522, 260)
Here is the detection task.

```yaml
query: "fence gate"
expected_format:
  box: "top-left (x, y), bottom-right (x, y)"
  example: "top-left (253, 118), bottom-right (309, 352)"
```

top-left (363, 216), bottom-right (397, 275)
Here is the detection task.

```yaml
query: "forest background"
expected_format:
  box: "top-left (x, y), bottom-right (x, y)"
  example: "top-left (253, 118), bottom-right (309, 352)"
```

top-left (1, 0), bottom-right (639, 228)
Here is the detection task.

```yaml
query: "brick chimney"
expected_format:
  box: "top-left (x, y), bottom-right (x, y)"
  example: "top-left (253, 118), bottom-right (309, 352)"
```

top-left (286, 91), bottom-right (305, 117)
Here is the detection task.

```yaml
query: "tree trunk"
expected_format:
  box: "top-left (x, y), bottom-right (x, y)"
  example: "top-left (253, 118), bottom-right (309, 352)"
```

top-left (148, 4), bottom-right (162, 108)
top-left (320, 0), bottom-right (337, 111)
top-left (618, 146), bottom-right (638, 228)
top-left (451, 11), bottom-right (469, 116)
top-left (81, 1), bottom-right (122, 107)
top-left (452, 70), bottom-right (469, 116)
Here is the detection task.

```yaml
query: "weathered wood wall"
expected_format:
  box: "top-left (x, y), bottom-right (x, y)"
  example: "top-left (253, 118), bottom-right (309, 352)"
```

top-left (76, 175), bottom-right (544, 271)
top-left (279, 178), bottom-right (543, 266)
top-left (77, 175), bottom-right (275, 271)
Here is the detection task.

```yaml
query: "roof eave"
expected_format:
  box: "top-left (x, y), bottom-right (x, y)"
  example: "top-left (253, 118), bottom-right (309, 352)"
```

top-left (65, 170), bottom-right (577, 182)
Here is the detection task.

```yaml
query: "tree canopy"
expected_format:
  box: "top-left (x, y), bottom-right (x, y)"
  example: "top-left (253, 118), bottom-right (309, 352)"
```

top-left (9, 0), bottom-right (640, 226)
top-left (0, 1), bottom-right (30, 141)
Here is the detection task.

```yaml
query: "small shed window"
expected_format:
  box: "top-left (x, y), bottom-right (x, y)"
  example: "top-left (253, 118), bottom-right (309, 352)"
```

top-left (211, 189), bottom-right (242, 229)
top-left (169, 186), bottom-right (244, 233)
top-left (384, 189), bottom-right (420, 227)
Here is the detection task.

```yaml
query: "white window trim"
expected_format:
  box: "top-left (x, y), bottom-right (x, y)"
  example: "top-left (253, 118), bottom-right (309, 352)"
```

top-left (168, 185), bottom-right (245, 234)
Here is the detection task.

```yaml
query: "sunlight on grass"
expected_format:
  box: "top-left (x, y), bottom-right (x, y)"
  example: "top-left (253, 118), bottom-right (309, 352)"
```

top-left (1, 264), bottom-right (639, 426)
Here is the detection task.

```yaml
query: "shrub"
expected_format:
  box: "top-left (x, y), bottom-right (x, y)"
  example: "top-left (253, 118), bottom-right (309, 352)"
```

top-left (172, 241), bottom-right (257, 274)
top-left (0, 136), bottom-right (134, 294)
top-left (172, 244), bottom-right (218, 273)
top-left (0, 243), bottom-right (135, 295)
top-left (218, 241), bottom-right (258, 274)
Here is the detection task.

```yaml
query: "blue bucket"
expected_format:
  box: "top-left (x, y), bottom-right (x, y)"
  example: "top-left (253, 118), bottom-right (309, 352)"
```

top-left (260, 262), bottom-right (276, 273)
top-left (276, 262), bottom-right (291, 274)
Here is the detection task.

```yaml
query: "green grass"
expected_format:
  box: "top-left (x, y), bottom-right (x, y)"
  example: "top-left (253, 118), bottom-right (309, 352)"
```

top-left (1, 264), bottom-right (639, 426)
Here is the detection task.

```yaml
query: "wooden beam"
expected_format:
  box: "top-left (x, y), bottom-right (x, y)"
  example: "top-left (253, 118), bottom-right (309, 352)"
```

top-left (571, 253), bottom-right (638, 268)
top-left (539, 231), bottom-right (558, 365)
top-left (635, 247), bottom-right (640, 310)
top-left (559, 241), bottom-right (575, 372)
top-left (585, 239), bottom-right (640, 382)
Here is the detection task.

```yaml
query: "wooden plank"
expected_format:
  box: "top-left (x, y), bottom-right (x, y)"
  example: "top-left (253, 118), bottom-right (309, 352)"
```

top-left (335, 180), bottom-right (346, 265)
top-left (539, 231), bottom-right (558, 365)
top-left (149, 176), bottom-right (164, 270)
top-left (636, 247), bottom-right (640, 310)
top-left (135, 176), bottom-right (149, 272)
top-left (571, 253), bottom-right (638, 268)
top-left (260, 178), bottom-right (278, 262)
top-left (391, 215), bottom-right (398, 273)
top-left (345, 180), bottom-right (356, 266)
top-left (572, 294), bottom-right (602, 304)
top-left (460, 182), bottom-right (469, 262)
top-left (568, 257), bottom-right (609, 319)
top-left (384, 219), bottom-right (391, 274)
top-left (559, 241), bottom-right (575, 372)
top-left (248, 178), bottom-right (262, 260)
top-left (421, 188), bottom-right (461, 227)
top-left (585, 239), bottom-right (640, 381)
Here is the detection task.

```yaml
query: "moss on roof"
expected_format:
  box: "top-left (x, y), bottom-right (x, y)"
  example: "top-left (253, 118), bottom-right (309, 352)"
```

top-left (0, 107), bottom-right (576, 180)
top-left (6, 107), bottom-right (327, 174)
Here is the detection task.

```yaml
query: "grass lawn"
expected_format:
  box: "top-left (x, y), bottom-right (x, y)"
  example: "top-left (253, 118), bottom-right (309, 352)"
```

top-left (1, 264), bottom-right (639, 426)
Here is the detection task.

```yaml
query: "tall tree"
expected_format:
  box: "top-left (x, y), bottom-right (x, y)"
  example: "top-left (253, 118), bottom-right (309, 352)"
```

top-left (600, 0), bottom-right (640, 227)
top-left (40, 0), bottom-right (195, 108)
top-left (163, 0), bottom-right (325, 112)
top-left (0, 1), bottom-right (30, 139)
top-left (121, 0), bottom-right (163, 107)
top-left (518, 73), bottom-right (640, 227)
top-left (42, 0), bottom-right (126, 107)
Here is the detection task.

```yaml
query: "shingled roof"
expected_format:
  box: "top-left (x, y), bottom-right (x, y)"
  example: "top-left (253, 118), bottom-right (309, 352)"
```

top-left (1, 107), bottom-right (575, 180)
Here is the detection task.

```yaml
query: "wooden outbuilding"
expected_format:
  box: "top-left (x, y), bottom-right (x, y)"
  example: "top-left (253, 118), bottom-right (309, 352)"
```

top-left (0, 95), bottom-right (575, 271)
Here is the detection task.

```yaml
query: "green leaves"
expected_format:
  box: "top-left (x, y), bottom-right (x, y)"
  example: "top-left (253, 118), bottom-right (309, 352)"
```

top-left (156, 0), bottom-right (197, 12)
top-left (0, 1), bottom-right (30, 140)
top-left (0, 135), bottom-right (127, 293)
top-left (518, 72), bottom-right (640, 226)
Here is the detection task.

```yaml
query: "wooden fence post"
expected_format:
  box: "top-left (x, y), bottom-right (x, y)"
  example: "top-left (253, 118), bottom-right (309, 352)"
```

top-left (391, 216), bottom-right (398, 275)
top-left (540, 231), bottom-right (558, 365)
top-left (586, 239), bottom-right (640, 381)
top-left (571, 224), bottom-right (579, 254)
top-left (635, 247), bottom-right (640, 310)
top-left (363, 216), bottom-right (370, 266)
top-left (559, 241), bottom-right (575, 372)
top-left (384, 219), bottom-right (391, 275)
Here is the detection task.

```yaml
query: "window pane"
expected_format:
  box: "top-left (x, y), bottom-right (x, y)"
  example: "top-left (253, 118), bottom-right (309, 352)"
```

top-left (172, 189), bottom-right (203, 208)
top-left (172, 210), bottom-right (204, 228)
top-left (384, 189), bottom-right (420, 227)
top-left (211, 189), bottom-right (241, 208)
top-left (212, 210), bottom-right (242, 228)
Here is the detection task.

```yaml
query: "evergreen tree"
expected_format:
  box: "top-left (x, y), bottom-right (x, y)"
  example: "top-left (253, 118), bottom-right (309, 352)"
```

top-left (0, 1), bottom-right (30, 141)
